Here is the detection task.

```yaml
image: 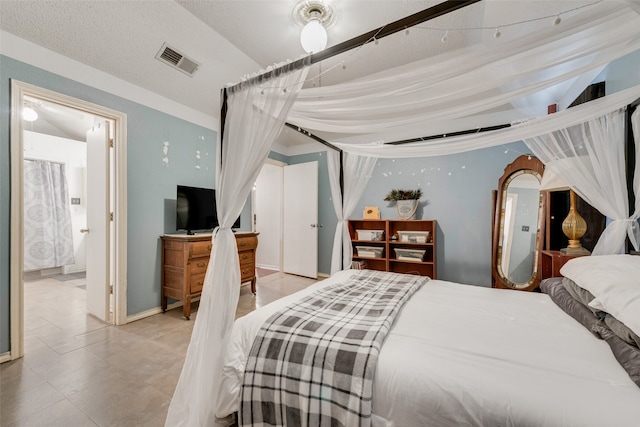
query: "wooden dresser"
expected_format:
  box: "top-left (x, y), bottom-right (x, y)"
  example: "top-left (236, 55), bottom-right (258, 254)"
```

top-left (160, 232), bottom-right (259, 319)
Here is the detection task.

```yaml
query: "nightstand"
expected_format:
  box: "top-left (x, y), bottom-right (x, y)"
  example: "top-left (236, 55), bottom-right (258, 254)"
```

top-left (540, 250), bottom-right (588, 280)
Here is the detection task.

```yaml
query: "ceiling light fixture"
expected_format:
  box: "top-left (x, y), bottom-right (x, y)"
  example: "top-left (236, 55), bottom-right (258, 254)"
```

top-left (22, 106), bottom-right (38, 122)
top-left (294, 0), bottom-right (335, 54)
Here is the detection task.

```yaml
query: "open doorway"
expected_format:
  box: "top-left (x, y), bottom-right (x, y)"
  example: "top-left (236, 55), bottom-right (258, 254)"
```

top-left (9, 80), bottom-right (128, 360)
top-left (253, 158), bottom-right (319, 280)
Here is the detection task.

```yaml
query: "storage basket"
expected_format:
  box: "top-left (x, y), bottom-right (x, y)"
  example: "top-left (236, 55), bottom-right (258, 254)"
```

top-left (356, 246), bottom-right (384, 258)
top-left (394, 248), bottom-right (426, 261)
top-left (397, 230), bottom-right (430, 244)
top-left (356, 229), bottom-right (384, 241)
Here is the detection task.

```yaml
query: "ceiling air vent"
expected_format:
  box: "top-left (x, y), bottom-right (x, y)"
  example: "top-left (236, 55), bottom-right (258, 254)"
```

top-left (156, 43), bottom-right (200, 77)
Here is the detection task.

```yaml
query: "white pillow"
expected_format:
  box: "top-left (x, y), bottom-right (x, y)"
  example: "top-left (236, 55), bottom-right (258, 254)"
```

top-left (560, 254), bottom-right (640, 337)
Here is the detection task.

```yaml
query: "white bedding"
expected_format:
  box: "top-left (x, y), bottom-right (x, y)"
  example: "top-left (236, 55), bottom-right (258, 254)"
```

top-left (216, 270), bottom-right (640, 426)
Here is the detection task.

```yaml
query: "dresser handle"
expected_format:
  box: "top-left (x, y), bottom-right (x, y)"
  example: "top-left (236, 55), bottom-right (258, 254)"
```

top-left (196, 281), bottom-right (203, 286)
top-left (242, 269), bottom-right (250, 275)
top-left (239, 241), bottom-right (247, 247)
top-left (207, 245), bottom-right (212, 251)
top-left (197, 262), bottom-right (206, 268)
top-left (241, 254), bottom-right (248, 260)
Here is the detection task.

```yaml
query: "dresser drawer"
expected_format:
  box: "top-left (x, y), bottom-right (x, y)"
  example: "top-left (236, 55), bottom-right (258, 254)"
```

top-left (240, 266), bottom-right (255, 282)
top-left (238, 250), bottom-right (254, 266)
top-left (190, 273), bottom-right (205, 294)
top-left (189, 258), bottom-right (209, 275)
top-left (236, 235), bottom-right (258, 251)
top-left (189, 240), bottom-right (212, 258)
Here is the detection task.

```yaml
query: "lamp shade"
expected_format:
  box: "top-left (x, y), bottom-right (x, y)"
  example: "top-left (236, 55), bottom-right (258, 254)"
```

top-left (301, 19), bottom-right (327, 53)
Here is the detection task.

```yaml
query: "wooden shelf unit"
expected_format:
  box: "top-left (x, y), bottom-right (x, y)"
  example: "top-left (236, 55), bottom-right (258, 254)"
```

top-left (348, 219), bottom-right (437, 278)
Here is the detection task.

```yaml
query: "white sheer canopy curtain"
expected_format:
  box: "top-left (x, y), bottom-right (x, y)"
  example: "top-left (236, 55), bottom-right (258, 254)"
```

top-left (327, 151), bottom-right (378, 274)
top-left (288, 1), bottom-right (640, 145)
top-left (165, 60), bottom-right (310, 427)
top-left (524, 108), bottom-right (640, 255)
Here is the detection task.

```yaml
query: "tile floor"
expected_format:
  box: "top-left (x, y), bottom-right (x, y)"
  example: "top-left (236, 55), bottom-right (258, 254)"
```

top-left (1, 269), bottom-right (317, 426)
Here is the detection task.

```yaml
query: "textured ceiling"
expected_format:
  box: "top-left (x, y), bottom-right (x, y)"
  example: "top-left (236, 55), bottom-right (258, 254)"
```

top-left (0, 0), bottom-right (601, 145)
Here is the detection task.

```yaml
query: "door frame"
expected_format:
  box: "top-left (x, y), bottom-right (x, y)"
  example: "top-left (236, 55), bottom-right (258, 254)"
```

top-left (9, 80), bottom-right (128, 360)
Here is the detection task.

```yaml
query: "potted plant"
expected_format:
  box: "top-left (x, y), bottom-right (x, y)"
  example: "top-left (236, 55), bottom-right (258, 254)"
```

top-left (384, 188), bottom-right (422, 220)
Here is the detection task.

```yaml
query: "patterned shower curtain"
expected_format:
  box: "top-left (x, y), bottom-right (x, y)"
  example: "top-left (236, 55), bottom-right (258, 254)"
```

top-left (24, 159), bottom-right (75, 271)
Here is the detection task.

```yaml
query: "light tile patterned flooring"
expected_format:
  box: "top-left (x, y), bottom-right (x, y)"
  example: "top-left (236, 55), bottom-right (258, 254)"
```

top-left (1, 269), bottom-right (317, 426)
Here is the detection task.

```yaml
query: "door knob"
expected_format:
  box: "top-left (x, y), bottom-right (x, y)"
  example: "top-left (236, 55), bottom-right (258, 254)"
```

top-left (80, 228), bottom-right (90, 233)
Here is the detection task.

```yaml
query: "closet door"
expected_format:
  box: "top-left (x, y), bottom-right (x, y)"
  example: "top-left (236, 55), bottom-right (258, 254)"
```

top-left (283, 161), bottom-right (318, 278)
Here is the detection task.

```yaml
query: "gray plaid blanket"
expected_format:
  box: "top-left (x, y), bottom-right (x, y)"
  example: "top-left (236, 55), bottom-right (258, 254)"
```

top-left (239, 269), bottom-right (428, 427)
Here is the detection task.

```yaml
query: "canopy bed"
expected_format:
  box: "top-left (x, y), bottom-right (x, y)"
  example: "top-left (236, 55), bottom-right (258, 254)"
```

top-left (165, 1), bottom-right (640, 425)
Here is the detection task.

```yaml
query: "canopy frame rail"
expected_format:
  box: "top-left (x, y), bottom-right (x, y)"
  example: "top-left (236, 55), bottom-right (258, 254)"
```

top-left (223, 0), bottom-right (481, 95)
top-left (219, 0), bottom-right (481, 203)
top-left (386, 123), bottom-right (512, 145)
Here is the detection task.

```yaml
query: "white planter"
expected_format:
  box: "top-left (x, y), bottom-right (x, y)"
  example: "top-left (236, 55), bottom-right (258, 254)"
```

top-left (396, 199), bottom-right (418, 220)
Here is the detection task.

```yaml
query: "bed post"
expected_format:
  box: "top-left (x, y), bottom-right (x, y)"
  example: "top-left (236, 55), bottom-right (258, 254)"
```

top-left (219, 87), bottom-right (229, 169)
top-left (626, 98), bottom-right (639, 253)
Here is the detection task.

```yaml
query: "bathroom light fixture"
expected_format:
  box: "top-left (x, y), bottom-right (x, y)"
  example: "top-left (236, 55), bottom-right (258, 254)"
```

top-left (294, 0), bottom-right (335, 54)
top-left (22, 106), bottom-right (38, 122)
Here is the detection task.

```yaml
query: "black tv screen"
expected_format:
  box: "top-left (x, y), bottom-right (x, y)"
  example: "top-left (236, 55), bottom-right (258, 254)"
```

top-left (176, 185), bottom-right (241, 234)
top-left (176, 185), bottom-right (217, 234)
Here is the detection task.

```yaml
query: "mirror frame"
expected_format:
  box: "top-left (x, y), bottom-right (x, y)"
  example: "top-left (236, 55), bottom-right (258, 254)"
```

top-left (492, 155), bottom-right (545, 291)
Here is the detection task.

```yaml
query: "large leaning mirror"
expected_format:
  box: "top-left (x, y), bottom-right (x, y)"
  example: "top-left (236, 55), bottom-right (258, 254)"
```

top-left (492, 155), bottom-right (545, 291)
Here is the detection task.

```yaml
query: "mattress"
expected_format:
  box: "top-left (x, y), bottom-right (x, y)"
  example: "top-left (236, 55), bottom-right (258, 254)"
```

top-left (216, 270), bottom-right (640, 426)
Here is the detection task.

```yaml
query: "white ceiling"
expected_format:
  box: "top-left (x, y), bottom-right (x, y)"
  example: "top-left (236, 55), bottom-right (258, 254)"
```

top-left (0, 0), bottom-right (601, 145)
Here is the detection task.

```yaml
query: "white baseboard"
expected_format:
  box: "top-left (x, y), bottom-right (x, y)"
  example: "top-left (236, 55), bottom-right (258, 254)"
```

top-left (318, 272), bottom-right (329, 279)
top-left (0, 352), bottom-right (11, 363)
top-left (256, 264), bottom-right (279, 270)
top-left (125, 298), bottom-right (198, 323)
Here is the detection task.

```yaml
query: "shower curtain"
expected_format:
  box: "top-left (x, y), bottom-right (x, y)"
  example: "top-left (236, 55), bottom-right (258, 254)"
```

top-left (24, 159), bottom-right (75, 271)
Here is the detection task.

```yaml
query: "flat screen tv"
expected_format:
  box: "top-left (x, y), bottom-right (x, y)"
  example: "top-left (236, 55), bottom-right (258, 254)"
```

top-left (176, 185), bottom-right (240, 234)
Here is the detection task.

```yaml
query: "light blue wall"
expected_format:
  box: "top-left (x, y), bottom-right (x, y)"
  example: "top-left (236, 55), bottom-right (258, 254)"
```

top-left (351, 144), bottom-right (528, 286)
top-left (268, 151), bottom-right (289, 164)
top-left (0, 58), bottom-right (11, 354)
top-left (0, 55), bottom-right (220, 353)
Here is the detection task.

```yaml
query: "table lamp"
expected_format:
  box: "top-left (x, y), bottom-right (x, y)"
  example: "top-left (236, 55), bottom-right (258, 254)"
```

top-left (539, 166), bottom-right (591, 255)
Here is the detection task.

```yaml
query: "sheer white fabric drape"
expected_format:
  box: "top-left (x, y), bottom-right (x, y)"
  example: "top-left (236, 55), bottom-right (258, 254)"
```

top-left (524, 109), bottom-right (640, 255)
top-left (327, 151), bottom-right (378, 274)
top-left (330, 85), bottom-right (640, 159)
top-left (165, 63), bottom-right (309, 427)
top-left (288, 2), bottom-right (640, 146)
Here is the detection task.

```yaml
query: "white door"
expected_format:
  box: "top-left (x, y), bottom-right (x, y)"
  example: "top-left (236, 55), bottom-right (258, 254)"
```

top-left (85, 121), bottom-right (110, 322)
top-left (283, 161), bottom-right (318, 278)
top-left (255, 163), bottom-right (283, 270)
